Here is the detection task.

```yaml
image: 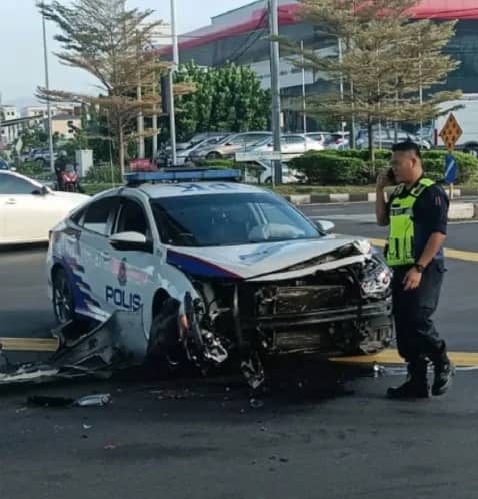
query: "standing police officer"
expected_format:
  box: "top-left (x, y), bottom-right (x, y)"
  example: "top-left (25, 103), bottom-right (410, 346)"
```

top-left (375, 140), bottom-right (454, 399)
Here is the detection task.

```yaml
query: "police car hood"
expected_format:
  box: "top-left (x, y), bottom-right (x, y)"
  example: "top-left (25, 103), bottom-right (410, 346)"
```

top-left (166, 235), bottom-right (373, 281)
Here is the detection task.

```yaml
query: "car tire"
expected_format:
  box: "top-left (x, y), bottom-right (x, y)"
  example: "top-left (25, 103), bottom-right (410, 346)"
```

top-left (147, 298), bottom-right (188, 378)
top-left (206, 151), bottom-right (221, 159)
top-left (52, 267), bottom-right (77, 326)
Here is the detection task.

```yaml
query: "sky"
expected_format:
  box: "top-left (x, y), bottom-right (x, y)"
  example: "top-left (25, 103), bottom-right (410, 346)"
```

top-left (0, 0), bottom-right (251, 109)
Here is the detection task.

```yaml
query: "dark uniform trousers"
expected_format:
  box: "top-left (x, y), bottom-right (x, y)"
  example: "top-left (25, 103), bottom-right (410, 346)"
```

top-left (391, 258), bottom-right (447, 364)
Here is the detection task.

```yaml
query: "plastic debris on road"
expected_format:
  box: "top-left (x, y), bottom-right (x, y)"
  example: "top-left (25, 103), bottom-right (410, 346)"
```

top-left (26, 393), bottom-right (111, 408)
top-left (74, 394), bottom-right (111, 407)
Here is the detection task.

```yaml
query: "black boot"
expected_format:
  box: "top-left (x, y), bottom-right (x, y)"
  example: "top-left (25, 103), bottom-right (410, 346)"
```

top-left (387, 360), bottom-right (430, 399)
top-left (432, 350), bottom-right (455, 396)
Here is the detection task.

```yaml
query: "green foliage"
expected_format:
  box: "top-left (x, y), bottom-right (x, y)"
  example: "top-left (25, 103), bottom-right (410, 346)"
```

top-left (82, 182), bottom-right (116, 195)
top-left (84, 163), bottom-right (122, 184)
top-left (165, 62), bottom-right (271, 142)
top-left (18, 126), bottom-right (49, 152)
top-left (15, 162), bottom-right (51, 178)
top-left (289, 149), bottom-right (478, 185)
top-left (290, 151), bottom-right (370, 185)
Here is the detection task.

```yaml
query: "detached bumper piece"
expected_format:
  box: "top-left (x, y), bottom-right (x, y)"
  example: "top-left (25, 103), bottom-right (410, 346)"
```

top-left (0, 311), bottom-right (149, 386)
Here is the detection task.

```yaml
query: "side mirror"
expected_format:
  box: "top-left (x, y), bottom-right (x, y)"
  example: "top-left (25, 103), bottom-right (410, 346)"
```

top-left (9, 167), bottom-right (16, 171)
top-left (32, 185), bottom-right (49, 196)
top-left (109, 231), bottom-right (153, 253)
top-left (316, 219), bottom-right (335, 233)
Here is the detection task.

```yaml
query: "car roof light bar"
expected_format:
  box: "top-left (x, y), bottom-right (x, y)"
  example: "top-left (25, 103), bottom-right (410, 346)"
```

top-left (123, 167), bottom-right (242, 185)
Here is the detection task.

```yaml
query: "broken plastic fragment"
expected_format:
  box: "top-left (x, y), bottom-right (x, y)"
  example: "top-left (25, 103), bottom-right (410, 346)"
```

top-left (74, 394), bottom-right (111, 407)
top-left (373, 363), bottom-right (386, 377)
top-left (249, 398), bottom-right (264, 409)
top-left (240, 352), bottom-right (265, 389)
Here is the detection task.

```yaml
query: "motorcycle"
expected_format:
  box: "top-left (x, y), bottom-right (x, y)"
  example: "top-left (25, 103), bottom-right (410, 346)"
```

top-left (60, 164), bottom-right (80, 192)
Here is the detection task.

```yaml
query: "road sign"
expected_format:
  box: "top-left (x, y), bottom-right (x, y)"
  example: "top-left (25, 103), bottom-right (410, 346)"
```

top-left (439, 112), bottom-right (463, 152)
top-left (444, 153), bottom-right (457, 184)
top-left (235, 151), bottom-right (282, 162)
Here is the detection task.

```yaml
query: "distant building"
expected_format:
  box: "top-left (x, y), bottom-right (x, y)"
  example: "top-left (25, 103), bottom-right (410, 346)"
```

top-left (1, 105), bottom-right (19, 120)
top-left (159, 0), bottom-right (478, 132)
top-left (0, 105), bottom-right (21, 145)
top-left (49, 113), bottom-right (82, 138)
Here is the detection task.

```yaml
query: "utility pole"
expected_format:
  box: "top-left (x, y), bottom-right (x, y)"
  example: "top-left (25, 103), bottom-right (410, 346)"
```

top-left (42, 14), bottom-right (55, 173)
top-left (169, 0), bottom-right (179, 165)
top-left (152, 76), bottom-right (158, 159)
top-left (337, 37), bottom-right (346, 142)
top-left (300, 40), bottom-right (307, 134)
top-left (268, 0), bottom-right (282, 185)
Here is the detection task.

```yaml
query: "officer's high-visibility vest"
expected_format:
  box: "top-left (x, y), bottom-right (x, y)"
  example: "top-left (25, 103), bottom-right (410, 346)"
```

top-left (386, 177), bottom-right (435, 267)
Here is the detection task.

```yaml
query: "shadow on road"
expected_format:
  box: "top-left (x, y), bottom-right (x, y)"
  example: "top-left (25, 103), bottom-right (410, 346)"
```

top-left (0, 242), bottom-right (48, 254)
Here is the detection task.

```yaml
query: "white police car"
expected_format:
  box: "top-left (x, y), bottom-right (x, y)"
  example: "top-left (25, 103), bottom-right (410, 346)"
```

top-left (46, 168), bottom-right (393, 386)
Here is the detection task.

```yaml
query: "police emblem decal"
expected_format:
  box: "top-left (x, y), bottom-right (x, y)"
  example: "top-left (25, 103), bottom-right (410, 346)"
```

top-left (118, 258), bottom-right (127, 286)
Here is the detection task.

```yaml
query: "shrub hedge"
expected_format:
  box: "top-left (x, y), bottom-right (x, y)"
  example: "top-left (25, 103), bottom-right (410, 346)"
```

top-left (288, 149), bottom-right (478, 185)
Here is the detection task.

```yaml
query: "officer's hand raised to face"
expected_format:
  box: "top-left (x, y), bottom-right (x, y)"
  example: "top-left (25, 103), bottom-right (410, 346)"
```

top-left (376, 172), bottom-right (391, 189)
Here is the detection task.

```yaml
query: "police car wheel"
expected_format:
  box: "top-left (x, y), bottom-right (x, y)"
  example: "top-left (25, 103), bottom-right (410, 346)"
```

top-left (52, 268), bottom-right (75, 325)
top-left (147, 299), bottom-right (188, 377)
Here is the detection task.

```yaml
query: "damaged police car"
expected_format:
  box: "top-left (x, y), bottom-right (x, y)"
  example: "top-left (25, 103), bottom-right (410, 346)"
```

top-left (44, 168), bottom-right (393, 388)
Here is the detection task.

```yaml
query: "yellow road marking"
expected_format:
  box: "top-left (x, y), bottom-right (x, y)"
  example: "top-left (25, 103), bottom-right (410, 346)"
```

top-left (0, 337), bottom-right (58, 352)
top-left (2, 338), bottom-right (478, 369)
top-left (330, 348), bottom-right (478, 367)
top-left (368, 238), bottom-right (478, 263)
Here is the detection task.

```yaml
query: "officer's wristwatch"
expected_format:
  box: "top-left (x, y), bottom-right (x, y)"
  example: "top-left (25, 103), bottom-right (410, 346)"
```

top-left (414, 263), bottom-right (425, 273)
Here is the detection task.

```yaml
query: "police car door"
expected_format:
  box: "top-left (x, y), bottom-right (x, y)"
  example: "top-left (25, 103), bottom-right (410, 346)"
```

top-left (77, 196), bottom-right (119, 314)
top-left (107, 195), bottom-right (155, 317)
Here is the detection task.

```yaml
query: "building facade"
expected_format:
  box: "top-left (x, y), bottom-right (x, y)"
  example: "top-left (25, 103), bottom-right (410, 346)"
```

top-left (0, 105), bottom-right (21, 146)
top-left (160, 0), bottom-right (478, 131)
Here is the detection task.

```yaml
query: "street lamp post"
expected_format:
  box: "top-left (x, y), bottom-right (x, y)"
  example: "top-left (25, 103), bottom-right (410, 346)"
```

top-left (169, 0), bottom-right (179, 166)
top-left (42, 14), bottom-right (55, 173)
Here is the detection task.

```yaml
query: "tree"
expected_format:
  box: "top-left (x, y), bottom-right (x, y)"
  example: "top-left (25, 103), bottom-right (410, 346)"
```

top-left (36, 0), bottom-right (191, 173)
top-left (162, 61), bottom-right (271, 142)
top-left (280, 0), bottom-right (462, 161)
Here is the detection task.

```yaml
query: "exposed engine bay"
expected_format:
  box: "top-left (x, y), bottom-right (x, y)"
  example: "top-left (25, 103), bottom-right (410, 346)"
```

top-left (177, 242), bottom-right (394, 389)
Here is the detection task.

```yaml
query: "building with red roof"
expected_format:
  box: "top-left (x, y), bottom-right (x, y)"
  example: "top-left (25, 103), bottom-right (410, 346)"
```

top-left (160, 1), bottom-right (478, 132)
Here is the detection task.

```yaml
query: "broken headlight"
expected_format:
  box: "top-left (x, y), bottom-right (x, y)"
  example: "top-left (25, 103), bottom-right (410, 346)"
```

top-left (360, 259), bottom-right (392, 297)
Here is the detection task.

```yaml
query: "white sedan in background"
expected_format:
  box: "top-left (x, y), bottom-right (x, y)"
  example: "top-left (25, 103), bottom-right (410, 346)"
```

top-left (0, 170), bottom-right (89, 244)
top-left (248, 133), bottom-right (324, 159)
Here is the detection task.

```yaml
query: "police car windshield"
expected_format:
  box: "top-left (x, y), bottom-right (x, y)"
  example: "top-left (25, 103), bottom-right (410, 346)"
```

top-left (150, 192), bottom-right (321, 247)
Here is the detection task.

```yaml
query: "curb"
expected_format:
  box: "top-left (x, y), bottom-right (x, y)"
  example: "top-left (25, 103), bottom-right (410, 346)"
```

top-left (282, 192), bottom-right (478, 221)
top-left (282, 188), bottom-right (474, 205)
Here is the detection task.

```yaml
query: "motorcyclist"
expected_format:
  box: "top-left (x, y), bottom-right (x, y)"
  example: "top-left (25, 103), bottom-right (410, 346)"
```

top-left (54, 151), bottom-right (68, 190)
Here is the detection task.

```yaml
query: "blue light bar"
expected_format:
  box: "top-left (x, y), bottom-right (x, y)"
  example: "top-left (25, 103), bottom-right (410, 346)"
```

top-left (123, 168), bottom-right (242, 184)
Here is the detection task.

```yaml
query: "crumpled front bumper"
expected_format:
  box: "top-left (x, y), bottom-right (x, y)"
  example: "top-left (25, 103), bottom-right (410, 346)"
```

top-left (0, 310), bottom-right (150, 386)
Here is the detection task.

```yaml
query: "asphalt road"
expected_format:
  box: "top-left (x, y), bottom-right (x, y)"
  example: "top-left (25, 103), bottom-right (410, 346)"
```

top-left (1, 203), bottom-right (478, 499)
